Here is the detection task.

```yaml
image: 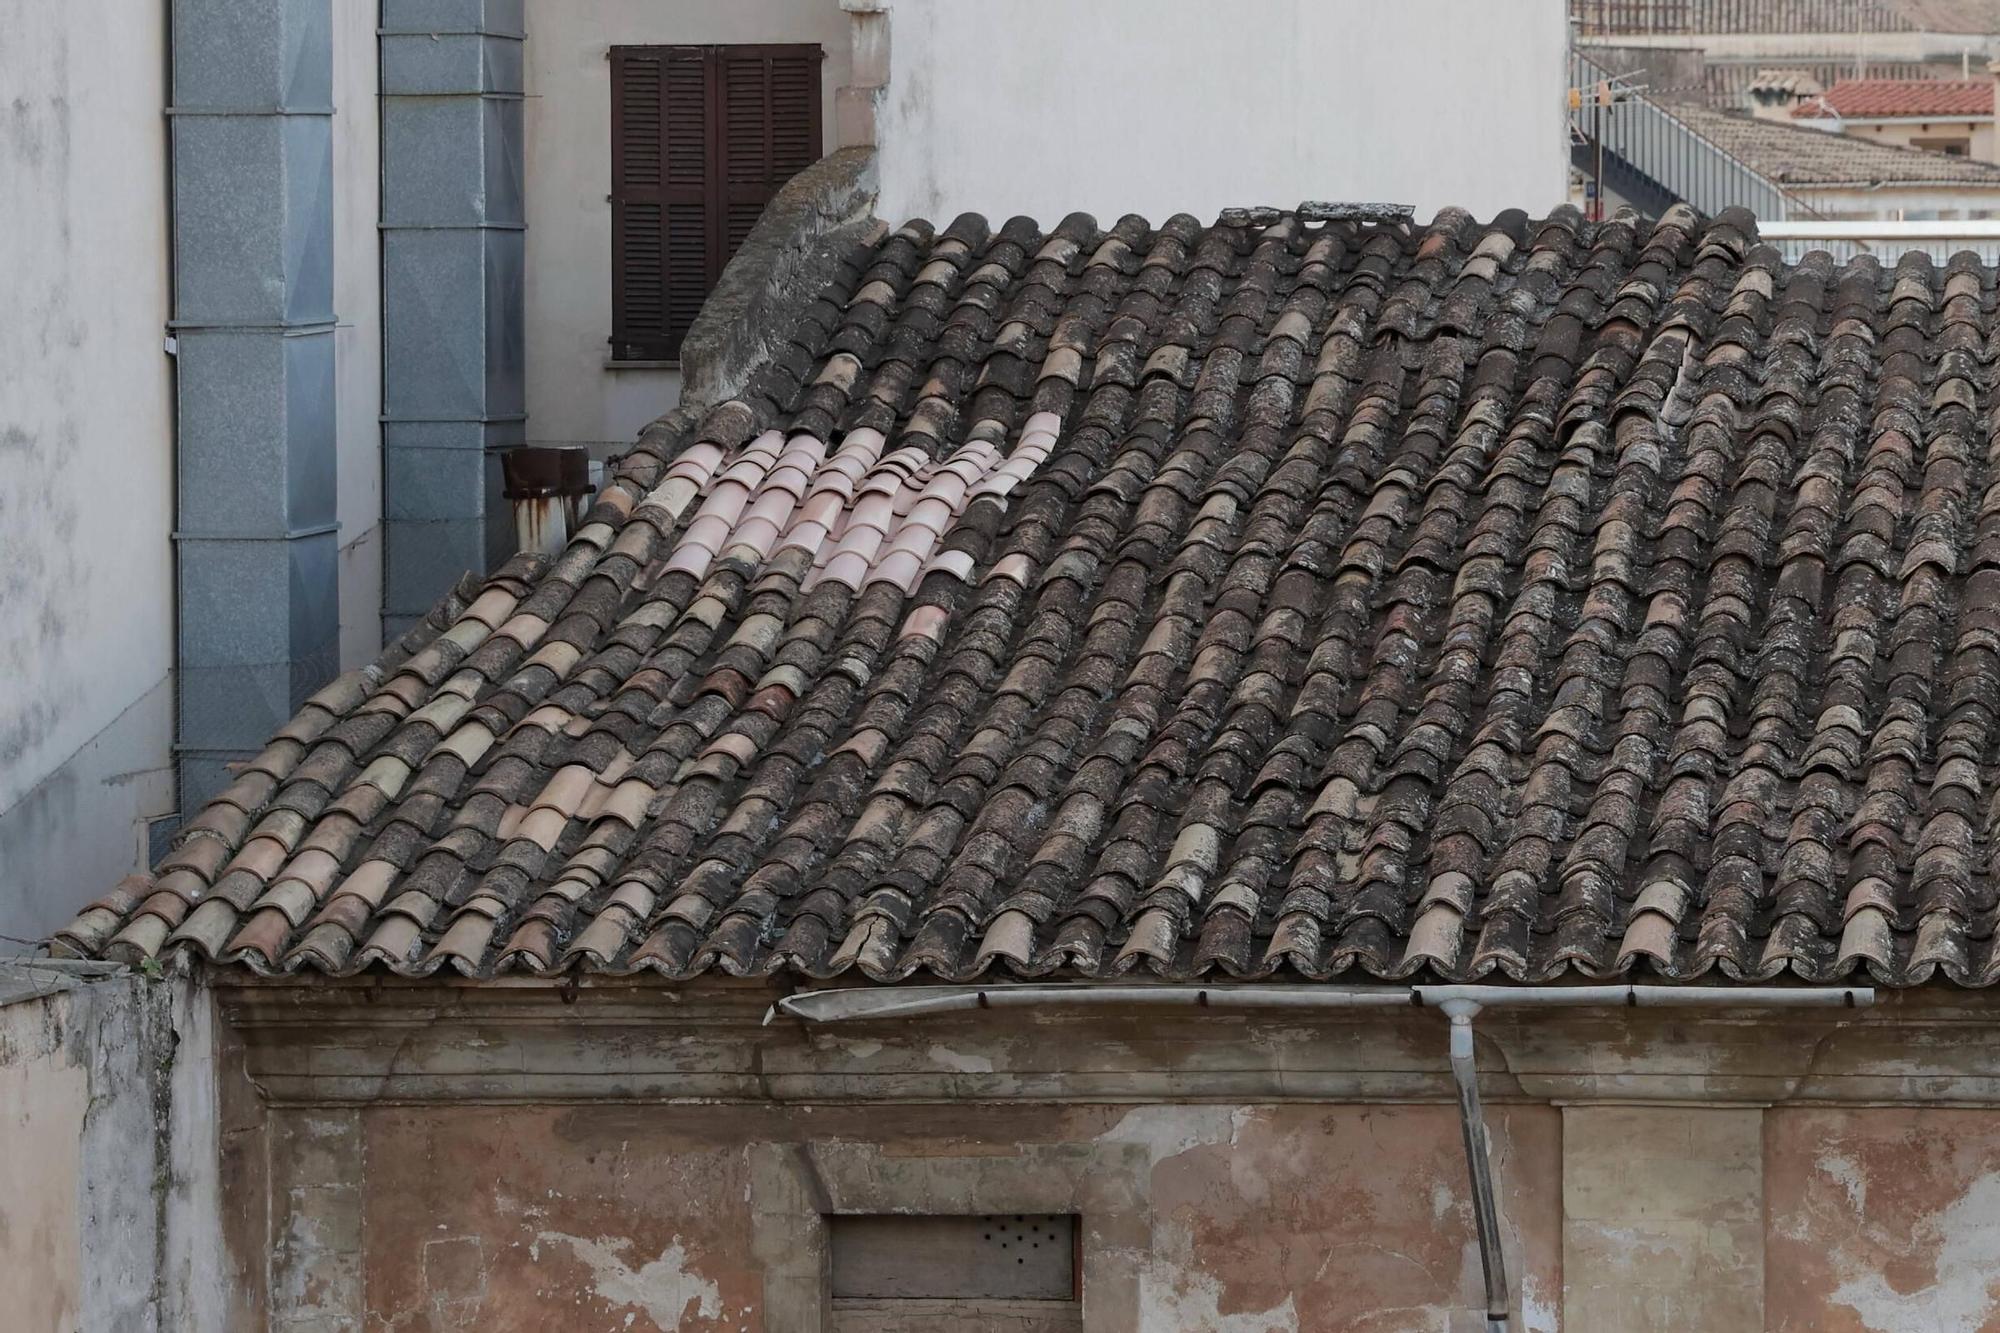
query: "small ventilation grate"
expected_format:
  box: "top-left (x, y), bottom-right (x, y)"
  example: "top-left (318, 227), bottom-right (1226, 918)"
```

top-left (830, 1213), bottom-right (1078, 1302)
top-left (980, 1215), bottom-right (1065, 1268)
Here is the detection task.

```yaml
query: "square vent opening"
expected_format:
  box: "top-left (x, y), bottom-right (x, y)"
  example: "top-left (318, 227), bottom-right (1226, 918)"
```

top-left (829, 1213), bottom-right (1080, 1333)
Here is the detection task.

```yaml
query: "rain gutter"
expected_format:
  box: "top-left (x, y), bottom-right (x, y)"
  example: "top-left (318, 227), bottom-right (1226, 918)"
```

top-left (767, 982), bottom-right (1874, 1331)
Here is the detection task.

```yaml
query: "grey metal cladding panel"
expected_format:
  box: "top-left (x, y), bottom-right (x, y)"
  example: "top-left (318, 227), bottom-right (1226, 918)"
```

top-left (174, 333), bottom-right (290, 536)
top-left (482, 461), bottom-right (515, 570)
top-left (484, 96), bottom-right (525, 226)
top-left (285, 532), bottom-right (341, 692)
top-left (178, 539), bottom-right (306, 667)
top-left (385, 445), bottom-right (489, 522)
top-left (380, 32), bottom-right (524, 95)
top-left (174, 0), bottom-right (331, 109)
top-left (384, 517), bottom-right (488, 614)
top-left (177, 753), bottom-right (250, 814)
top-left (179, 659), bottom-right (295, 755)
top-left (384, 420), bottom-right (490, 452)
top-left (380, 0), bottom-right (525, 37)
top-left (175, 0), bottom-right (284, 108)
top-left (484, 34), bottom-right (526, 95)
top-left (483, 417), bottom-right (526, 451)
top-left (174, 331), bottom-right (337, 535)
top-left (283, 332), bottom-right (339, 531)
top-left (381, 97), bottom-right (490, 228)
top-left (283, 114), bottom-right (336, 324)
top-left (383, 231), bottom-right (489, 419)
top-left (281, 0), bottom-right (335, 110)
top-left (173, 117), bottom-right (289, 324)
top-left (484, 227), bottom-right (526, 417)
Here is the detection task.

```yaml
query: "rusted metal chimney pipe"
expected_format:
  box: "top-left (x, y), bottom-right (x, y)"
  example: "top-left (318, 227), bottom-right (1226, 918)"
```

top-left (501, 446), bottom-right (593, 557)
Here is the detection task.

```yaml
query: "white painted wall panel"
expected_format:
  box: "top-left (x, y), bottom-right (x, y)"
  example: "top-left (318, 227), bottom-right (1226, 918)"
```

top-left (0, 0), bottom-right (175, 938)
top-left (874, 0), bottom-right (1570, 226)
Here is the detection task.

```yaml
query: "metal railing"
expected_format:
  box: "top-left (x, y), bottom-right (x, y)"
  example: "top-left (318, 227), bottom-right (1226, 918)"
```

top-left (1572, 0), bottom-right (1912, 37)
top-left (1760, 220), bottom-right (2000, 264)
top-left (1572, 50), bottom-right (1810, 219)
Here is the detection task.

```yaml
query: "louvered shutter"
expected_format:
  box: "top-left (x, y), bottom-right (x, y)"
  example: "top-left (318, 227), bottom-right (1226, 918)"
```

top-left (717, 49), bottom-right (823, 258)
top-left (610, 45), bottom-right (822, 363)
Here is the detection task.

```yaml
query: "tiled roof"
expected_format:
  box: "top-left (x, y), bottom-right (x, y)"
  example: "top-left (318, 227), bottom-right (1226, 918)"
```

top-left (1793, 78), bottom-right (1994, 120)
top-left (1676, 104), bottom-right (2000, 186)
top-left (1894, 0), bottom-right (2000, 32)
top-left (51, 203), bottom-right (2000, 987)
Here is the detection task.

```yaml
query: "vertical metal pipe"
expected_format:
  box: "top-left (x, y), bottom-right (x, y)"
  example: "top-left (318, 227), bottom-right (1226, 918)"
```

top-left (1441, 1000), bottom-right (1510, 1331)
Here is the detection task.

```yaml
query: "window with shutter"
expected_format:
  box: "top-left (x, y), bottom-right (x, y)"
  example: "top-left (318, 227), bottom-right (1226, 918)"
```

top-left (610, 44), bottom-right (824, 362)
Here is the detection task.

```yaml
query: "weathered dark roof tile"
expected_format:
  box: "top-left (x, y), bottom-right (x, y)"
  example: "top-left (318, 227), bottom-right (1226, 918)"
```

top-left (54, 203), bottom-right (2000, 986)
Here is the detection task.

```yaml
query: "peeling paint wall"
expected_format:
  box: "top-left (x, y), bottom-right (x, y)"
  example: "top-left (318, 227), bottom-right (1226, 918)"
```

top-left (0, 0), bottom-right (175, 944)
top-left (0, 976), bottom-right (90, 1328)
top-left (296, 1102), bottom-right (1563, 1331)
top-left (0, 964), bottom-right (228, 1329)
top-left (1769, 1108), bottom-right (2000, 1333)
top-left (220, 987), bottom-right (2000, 1331)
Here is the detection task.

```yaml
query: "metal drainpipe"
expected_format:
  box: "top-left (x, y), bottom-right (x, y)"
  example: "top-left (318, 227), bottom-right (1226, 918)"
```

top-left (1439, 998), bottom-right (1509, 1333)
top-left (768, 983), bottom-right (1873, 1326)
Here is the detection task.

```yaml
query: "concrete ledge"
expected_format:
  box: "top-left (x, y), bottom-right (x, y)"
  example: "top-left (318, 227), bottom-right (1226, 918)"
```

top-left (214, 977), bottom-right (2000, 1108)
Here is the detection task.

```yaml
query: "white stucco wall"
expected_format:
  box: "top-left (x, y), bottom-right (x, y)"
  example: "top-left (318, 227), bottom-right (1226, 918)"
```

top-left (0, 0), bottom-right (176, 943)
top-left (0, 0), bottom-right (384, 946)
top-left (873, 0), bottom-right (1570, 226)
top-left (522, 0), bottom-right (854, 454)
top-left (333, 0), bottom-right (384, 670)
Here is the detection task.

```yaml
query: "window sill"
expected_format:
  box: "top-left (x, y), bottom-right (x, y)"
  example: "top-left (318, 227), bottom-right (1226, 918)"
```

top-left (605, 358), bottom-right (680, 371)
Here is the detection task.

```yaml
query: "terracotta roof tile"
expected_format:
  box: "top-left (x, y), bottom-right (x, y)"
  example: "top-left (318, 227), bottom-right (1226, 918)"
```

top-left (1794, 78), bottom-right (1993, 119)
top-left (52, 203), bottom-right (2000, 986)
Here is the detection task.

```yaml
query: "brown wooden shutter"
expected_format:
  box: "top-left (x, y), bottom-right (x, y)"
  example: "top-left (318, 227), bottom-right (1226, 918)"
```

top-left (611, 44), bottom-right (822, 363)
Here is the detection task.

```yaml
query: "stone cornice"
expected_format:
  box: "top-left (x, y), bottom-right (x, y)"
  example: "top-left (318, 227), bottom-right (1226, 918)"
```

top-left (213, 975), bottom-right (2000, 1108)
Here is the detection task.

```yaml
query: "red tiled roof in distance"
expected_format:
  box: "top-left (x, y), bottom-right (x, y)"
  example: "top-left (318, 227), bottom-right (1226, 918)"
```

top-left (1794, 78), bottom-right (1994, 120)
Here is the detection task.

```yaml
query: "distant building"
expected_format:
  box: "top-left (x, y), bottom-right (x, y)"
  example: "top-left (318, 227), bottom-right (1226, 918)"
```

top-left (1685, 101), bottom-right (2000, 214)
top-left (1793, 70), bottom-right (2000, 159)
top-left (1574, 0), bottom-right (2000, 107)
top-left (1747, 66), bottom-right (1828, 116)
top-left (1573, 39), bottom-right (2000, 223)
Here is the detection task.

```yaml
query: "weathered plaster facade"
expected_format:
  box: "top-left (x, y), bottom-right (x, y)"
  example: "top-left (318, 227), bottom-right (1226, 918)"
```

top-left (0, 962), bottom-right (227, 1331)
top-left (151, 980), bottom-right (2000, 1332)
